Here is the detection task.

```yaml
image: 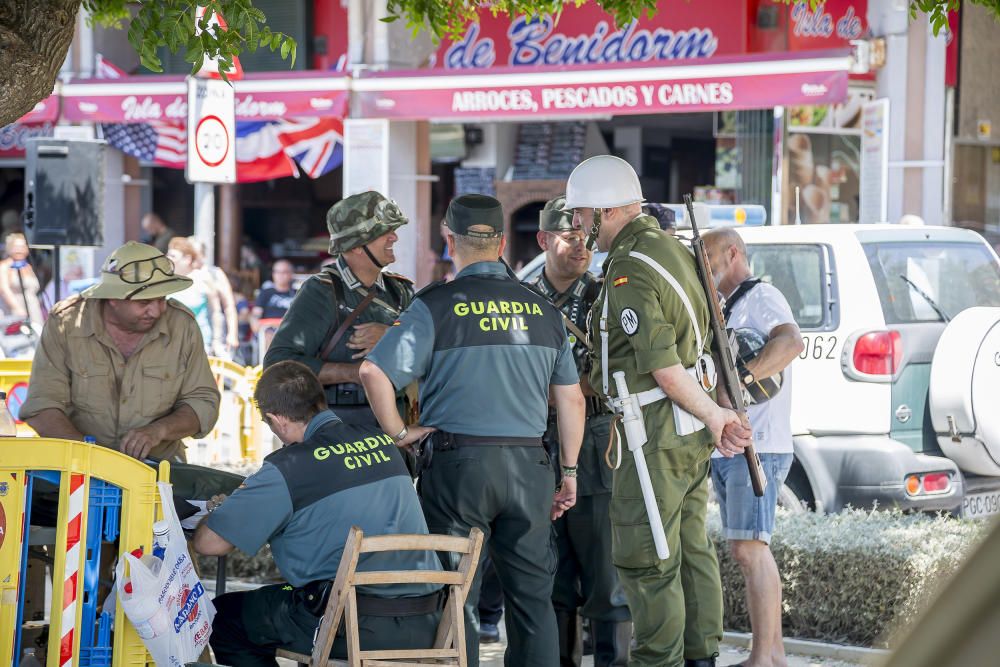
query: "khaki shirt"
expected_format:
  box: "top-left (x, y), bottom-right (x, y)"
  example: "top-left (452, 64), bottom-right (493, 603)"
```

top-left (588, 214), bottom-right (715, 451)
top-left (20, 296), bottom-right (220, 460)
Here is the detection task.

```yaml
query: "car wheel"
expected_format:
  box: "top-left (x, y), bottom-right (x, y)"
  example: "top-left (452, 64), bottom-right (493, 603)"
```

top-left (779, 464), bottom-right (815, 512)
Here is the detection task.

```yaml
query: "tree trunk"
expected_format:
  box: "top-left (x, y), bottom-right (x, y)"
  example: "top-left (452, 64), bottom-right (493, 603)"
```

top-left (0, 0), bottom-right (81, 127)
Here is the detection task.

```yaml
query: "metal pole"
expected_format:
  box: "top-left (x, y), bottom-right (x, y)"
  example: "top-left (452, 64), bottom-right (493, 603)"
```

top-left (194, 182), bottom-right (216, 266)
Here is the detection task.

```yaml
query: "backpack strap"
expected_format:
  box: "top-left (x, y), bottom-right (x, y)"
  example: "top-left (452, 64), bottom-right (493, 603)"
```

top-left (722, 278), bottom-right (762, 322)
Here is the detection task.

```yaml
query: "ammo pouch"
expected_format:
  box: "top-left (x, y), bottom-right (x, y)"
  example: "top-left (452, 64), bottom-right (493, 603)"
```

top-left (672, 355), bottom-right (717, 437)
top-left (302, 580), bottom-right (445, 617)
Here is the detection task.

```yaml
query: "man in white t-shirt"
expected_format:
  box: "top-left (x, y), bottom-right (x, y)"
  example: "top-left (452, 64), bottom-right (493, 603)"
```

top-left (703, 228), bottom-right (805, 667)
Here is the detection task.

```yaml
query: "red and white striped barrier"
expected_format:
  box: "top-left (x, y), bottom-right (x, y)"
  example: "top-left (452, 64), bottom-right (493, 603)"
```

top-left (59, 474), bottom-right (85, 667)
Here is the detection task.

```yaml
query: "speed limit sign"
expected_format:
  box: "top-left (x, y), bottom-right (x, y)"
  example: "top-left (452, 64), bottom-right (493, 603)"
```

top-left (186, 77), bottom-right (236, 183)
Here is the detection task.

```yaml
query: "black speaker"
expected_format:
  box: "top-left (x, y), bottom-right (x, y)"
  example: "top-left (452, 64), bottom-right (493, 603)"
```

top-left (23, 138), bottom-right (105, 247)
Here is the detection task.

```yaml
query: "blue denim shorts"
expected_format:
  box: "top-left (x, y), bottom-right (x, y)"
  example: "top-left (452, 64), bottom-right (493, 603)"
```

top-left (711, 453), bottom-right (793, 544)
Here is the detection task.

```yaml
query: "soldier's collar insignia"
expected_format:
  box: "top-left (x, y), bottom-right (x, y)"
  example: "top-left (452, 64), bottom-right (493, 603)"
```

top-left (537, 271), bottom-right (557, 298)
top-left (335, 256), bottom-right (361, 290)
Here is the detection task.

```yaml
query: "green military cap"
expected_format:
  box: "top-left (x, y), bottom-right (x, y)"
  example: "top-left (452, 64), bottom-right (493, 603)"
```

top-left (445, 194), bottom-right (504, 238)
top-left (327, 191), bottom-right (409, 255)
top-left (539, 195), bottom-right (575, 232)
top-left (82, 241), bottom-right (192, 300)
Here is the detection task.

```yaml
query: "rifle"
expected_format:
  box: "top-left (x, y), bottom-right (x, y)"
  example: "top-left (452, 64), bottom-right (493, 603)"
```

top-left (684, 194), bottom-right (767, 497)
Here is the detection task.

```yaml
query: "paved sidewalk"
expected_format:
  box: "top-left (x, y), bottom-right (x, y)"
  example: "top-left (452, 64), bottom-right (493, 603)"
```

top-left (477, 624), bottom-right (875, 666)
top-left (479, 643), bottom-right (867, 666)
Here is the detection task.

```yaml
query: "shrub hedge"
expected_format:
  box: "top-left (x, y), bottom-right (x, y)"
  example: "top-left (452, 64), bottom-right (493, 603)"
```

top-left (198, 501), bottom-right (988, 649)
top-left (709, 506), bottom-right (988, 647)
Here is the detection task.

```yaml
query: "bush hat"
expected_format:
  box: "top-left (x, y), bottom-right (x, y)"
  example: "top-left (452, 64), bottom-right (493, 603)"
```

top-left (83, 242), bottom-right (192, 300)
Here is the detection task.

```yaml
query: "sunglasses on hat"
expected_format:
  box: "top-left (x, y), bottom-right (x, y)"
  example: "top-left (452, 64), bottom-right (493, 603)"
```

top-left (104, 254), bottom-right (176, 284)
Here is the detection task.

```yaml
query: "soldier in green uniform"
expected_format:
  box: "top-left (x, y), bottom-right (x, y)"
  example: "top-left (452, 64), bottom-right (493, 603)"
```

top-left (527, 196), bottom-right (631, 667)
top-left (566, 156), bottom-right (752, 667)
top-left (359, 194), bottom-right (587, 667)
top-left (264, 191), bottom-right (414, 428)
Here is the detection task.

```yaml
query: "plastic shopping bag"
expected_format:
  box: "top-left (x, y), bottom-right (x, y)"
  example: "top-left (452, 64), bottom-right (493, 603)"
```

top-left (116, 481), bottom-right (215, 666)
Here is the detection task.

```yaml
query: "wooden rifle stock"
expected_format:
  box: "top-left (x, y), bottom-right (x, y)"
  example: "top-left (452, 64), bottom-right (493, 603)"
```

top-left (683, 195), bottom-right (767, 497)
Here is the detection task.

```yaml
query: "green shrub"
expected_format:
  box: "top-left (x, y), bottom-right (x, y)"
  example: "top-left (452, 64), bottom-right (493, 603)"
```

top-left (197, 482), bottom-right (988, 649)
top-left (709, 506), bottom-right (988, 647)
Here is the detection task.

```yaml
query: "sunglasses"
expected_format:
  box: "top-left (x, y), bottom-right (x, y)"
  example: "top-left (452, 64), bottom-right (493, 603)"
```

top-left (106, 254), bottom-right (176, 284)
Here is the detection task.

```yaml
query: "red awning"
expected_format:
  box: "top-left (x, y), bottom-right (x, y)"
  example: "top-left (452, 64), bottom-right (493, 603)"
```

top-left (61, 71), bottom-right (349, 123)
top-left (17, 93), bottom-right (60, 124)
top-left (353, 50), bottom-right (851, 120)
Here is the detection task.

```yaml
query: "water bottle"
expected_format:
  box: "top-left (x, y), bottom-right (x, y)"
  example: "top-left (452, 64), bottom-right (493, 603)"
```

top-left (0, 393), bottom-right (16, 437)
top-left (20, 648), bottom-right (42, 667)
top-left (152, 520), bottom-right (170, 561)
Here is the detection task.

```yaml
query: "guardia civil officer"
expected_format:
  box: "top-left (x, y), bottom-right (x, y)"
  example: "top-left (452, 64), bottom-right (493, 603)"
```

top-left (528, 196), bottom-right (631, 667)
top-left (264, 191), bottom-right (413, 428)
top-left (568, 156), bottom-right (752, 667)
top-left (196, 361), bottom-right (443, 664)
top-left (359, 194), bottom-right (587, 667)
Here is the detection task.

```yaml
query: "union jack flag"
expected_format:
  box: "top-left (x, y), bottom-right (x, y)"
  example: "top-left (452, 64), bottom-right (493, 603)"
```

top-left (96, 55), bottom-right (344, 182)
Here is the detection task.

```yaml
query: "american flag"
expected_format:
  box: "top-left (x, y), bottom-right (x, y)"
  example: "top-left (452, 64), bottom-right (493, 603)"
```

top-left (97, 55), bottom-right (187, 167)
top-left (95, 55), bottom-right (344, 182)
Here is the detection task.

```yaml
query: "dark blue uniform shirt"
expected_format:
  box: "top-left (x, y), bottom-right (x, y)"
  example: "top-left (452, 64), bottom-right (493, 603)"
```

top-left (367, 261), bottom-right (578, 437)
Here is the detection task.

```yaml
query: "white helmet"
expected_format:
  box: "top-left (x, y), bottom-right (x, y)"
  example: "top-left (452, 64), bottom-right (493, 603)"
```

top-left (565, 155), bottom-right (644, 209)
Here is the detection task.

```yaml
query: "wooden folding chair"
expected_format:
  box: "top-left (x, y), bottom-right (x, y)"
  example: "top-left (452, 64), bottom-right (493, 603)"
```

top-left (277, 526), bottom-right (484, 667)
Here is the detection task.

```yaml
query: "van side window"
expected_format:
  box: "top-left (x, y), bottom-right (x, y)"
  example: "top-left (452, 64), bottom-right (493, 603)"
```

top-left (746, 244), bottom-right (829, 330)
top-left (863, 241), bottom-right (1000, 324)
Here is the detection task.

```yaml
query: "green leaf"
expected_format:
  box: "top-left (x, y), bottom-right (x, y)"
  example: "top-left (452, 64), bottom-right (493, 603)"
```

top-left (280, 39), bottom-right (290, 60)
top-left (381, 15), bottom-right (400, 23)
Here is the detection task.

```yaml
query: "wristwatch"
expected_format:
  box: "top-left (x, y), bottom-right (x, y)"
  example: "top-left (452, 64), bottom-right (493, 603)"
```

top-left (560, 465), bottom-right (578, 478)
top-left (392, 426), bottom-right (409, 443)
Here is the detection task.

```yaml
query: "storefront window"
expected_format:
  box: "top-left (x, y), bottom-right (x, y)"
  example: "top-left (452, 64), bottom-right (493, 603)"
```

top-left (786, 87), bottom-right (871, 224)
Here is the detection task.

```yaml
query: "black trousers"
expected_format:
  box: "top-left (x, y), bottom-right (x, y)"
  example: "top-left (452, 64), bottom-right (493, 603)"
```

top-left (477, 554), bottom-right (504, 626)
top-left (210, 584), bottom-right (440, 666)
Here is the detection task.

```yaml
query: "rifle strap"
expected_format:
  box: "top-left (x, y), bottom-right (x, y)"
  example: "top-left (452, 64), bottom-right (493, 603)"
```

top-left (722, 278), bottom-right (762, 321)
top-left (562, 316), bottom-right (591, 351)
top-left (319, 288), bottom-right (376, 362)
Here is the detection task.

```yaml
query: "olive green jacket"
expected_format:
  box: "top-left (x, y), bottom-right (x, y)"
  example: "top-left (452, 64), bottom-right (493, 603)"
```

top-left (588, 214), bottom-right (715, 451)
top-left (263, 257), bottom-right (413, 405)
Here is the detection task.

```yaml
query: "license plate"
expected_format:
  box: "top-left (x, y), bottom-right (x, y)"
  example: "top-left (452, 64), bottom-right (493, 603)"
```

top-left (961, 490), bottom-right (1000, 519)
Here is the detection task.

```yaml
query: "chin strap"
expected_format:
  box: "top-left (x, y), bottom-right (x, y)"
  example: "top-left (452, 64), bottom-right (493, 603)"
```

top-left (361, 244), bottom-right (385, 270)
top-left (585, 209), bottom-right (602, 251)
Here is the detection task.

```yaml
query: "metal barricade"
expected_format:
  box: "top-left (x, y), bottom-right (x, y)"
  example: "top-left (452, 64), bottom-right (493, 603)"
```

top-left (254, 318), bottom-right (283, 367)
top-left (207, 358), bottom-right (263, 463)
top-left (0, 438), bottom-right (170, 667)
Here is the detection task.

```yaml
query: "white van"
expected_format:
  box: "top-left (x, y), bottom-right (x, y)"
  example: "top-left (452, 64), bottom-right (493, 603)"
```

top-left (520, 221), bottom-right (1000, 517)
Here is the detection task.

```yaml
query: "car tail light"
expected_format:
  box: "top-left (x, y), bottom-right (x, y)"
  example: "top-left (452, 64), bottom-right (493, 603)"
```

top-left (851, 330), bottom-right (902, 377)
top-left (904, 472), bottom-right (952, 496)
top-left (921, 473), bottom-right (951, 494)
